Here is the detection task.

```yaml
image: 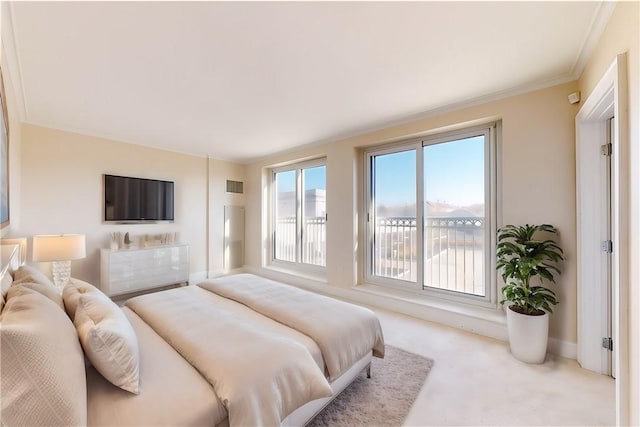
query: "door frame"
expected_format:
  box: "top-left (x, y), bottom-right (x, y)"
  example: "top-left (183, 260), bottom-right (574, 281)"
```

top-left (575, 53), bottom-right (629, 425)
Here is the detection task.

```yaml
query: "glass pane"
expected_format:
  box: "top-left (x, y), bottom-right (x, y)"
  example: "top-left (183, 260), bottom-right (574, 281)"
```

top-left (423, 136), bottom-right (485, 296)
top-left (302, 165), bottom-right (326, 266)
top-left (275, 170), bottom-right (296, 262)
top-left (372, 149), bottom-right (417, 283)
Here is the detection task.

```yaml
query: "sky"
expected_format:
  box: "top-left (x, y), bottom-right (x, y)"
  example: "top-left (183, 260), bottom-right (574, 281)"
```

top-left (276, 135), bottom-right (485, 207)
top-left (276, 165), bottom-right (326, 193)
top-left (375, 136), bottom-right (485, 207)
top-left (424, 136), bottom-right (485, 206)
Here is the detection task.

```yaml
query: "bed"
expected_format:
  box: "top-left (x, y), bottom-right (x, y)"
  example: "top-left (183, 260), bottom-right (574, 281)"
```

top-left (0, 243), bottom-right (385, 427)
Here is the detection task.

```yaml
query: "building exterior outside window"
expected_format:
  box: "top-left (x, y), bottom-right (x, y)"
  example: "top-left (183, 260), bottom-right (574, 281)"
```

top-left (272, 159), bottom-right (327, 268)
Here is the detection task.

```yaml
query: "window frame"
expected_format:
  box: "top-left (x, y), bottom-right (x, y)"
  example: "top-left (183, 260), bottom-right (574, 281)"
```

top-left (270, 157), bottom-right (327, 274)
top-left (364, 123), bottom-right (499, 308)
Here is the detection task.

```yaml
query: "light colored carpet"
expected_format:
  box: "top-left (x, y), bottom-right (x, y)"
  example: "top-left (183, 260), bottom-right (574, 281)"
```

top-left (308, 345), bottom-right (434, 427)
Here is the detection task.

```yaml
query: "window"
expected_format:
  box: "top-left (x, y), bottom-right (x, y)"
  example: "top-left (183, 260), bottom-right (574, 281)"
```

top-left (272, 159), bottom-right (327, 268)
top-left (365, 124), bottom-right (498, 306)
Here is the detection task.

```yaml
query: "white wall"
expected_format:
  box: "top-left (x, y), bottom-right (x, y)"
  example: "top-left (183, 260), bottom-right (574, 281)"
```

top-left (7, 124), bottom-right (244, 288)
top-left (578, 2), bottom-right (639, 424)
top-left (245, 81), bottom-right (580, 348)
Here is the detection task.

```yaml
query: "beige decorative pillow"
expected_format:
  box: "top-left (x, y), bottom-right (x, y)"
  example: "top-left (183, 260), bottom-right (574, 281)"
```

top-left (74, 291), bottom-right (140, 394)
top-left (0, 287), bottom-right (87, 426)
top-left (0, 291), bottom-right (4, 313)
top-left (63, 278), bottom-right (103, 319)
top-left (13, 264), bottom-right (55, 288)
top-left (8, 281), bottom-right (65, 310)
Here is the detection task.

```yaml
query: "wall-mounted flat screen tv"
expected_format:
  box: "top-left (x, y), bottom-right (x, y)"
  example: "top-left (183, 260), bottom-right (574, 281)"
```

top-left (104, 174), bottom-right (174, 222)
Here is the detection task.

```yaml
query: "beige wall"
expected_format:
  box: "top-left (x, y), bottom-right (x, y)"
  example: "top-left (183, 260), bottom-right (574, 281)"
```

top-left (8, 124), bottom-right (244, 288)
top-left (245, 81), bottom-right (580, 344)
top-left (578, 2), bottom-right (639, 424)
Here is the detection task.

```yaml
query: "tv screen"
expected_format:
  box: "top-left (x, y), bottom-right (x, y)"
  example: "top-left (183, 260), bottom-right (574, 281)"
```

top-left (104, 174), bottom-right (174, 222)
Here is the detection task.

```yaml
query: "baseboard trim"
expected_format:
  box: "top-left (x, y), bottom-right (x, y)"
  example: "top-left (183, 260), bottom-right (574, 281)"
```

top-left (548, 337), bottom-right (578, 360)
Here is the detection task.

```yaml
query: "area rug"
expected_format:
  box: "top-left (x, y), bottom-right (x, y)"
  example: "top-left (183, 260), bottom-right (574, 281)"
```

top-left (307, 345), bottom-right (434, 427)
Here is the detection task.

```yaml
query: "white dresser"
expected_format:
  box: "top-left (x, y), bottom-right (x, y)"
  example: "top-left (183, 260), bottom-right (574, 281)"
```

top-left (100, 244), bottom-right (189, 297)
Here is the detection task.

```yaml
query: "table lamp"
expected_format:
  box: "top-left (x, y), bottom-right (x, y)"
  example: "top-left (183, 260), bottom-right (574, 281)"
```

top-left (32, 234), bottom-right (86, 291)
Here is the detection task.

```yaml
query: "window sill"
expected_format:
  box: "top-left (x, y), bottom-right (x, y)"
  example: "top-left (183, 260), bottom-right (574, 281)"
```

top-left (354, 282), bottom-right (506, 326)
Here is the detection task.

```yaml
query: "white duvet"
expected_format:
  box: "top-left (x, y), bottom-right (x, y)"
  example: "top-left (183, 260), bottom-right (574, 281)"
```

top-left (125, 287), bottom-right (332, 427)
top-left (198, 274), bottom-right (385, 381)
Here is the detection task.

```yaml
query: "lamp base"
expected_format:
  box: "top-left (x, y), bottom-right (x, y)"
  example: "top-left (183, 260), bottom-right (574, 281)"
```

top-left (52, 260), bottom-right (71, 292)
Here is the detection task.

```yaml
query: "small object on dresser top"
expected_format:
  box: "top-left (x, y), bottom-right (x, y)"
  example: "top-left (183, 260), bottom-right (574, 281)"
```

top-left (110, 232), bottom-right (121, 250)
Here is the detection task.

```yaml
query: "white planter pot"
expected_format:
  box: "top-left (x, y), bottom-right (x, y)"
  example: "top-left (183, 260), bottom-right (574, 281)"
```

top-left (506, 306), bottom-right (549, 364)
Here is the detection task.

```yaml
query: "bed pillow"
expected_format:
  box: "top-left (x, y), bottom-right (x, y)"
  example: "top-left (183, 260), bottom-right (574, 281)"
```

top-left (6, 281), bottom-right (65, 310)
top-left (63, 278), bottom-right (103, 319)
top-left (12, 264), bottom-right (64, 309)
top-left (74, 291), bottom-right (140, 394)
top-left (0, 286), bottom-right (87, 426)
top-left (13, 264), bottom-right (55, 288)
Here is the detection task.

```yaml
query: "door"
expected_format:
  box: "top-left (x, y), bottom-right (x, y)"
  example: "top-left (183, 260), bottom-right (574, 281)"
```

top-left (603, 117), bottom-right (614, 377)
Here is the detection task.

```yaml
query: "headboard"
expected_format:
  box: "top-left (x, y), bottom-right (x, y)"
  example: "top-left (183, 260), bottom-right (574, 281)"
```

top-left (1, 238), bottom-right (25, 279)
top-left (1, 237), bottom-right (27, 265)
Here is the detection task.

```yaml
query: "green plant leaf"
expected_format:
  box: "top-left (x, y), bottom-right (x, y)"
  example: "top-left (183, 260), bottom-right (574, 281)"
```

top-left (496, 223), bottom-right (564, 314)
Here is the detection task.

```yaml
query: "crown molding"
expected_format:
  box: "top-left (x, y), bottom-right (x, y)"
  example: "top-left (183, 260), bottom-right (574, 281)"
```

top-left (5, 1), bottom-right (612, 164)
top-left (21, 119), bottom-right (216, 161)
top-left (247, 72), bottom-right (576, 165)
top-left (570, 0), bottom-right (617, 80)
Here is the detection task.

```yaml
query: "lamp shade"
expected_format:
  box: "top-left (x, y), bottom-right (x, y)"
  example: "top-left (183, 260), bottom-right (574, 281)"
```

top-left (32, 234), bottom-right (86, 262)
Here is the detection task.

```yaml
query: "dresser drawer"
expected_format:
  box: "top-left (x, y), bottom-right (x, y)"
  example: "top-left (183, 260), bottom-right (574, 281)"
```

top-left (100, 245), bottom-right (189, 297)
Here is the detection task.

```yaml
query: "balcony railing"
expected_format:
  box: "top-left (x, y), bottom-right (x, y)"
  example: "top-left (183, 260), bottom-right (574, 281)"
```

top-left (373, 217), bottom-right (417, 281)
top-left (374, 216), bottom-right (485, 296)
top-left (275, 217), bottom-right (326, 266)
top-left (275, 215), bottom-right (485, 297)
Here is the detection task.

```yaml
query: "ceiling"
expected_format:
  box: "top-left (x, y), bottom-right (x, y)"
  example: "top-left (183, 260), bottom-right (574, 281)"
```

top-left (4, 1), bottom-right (612, 163)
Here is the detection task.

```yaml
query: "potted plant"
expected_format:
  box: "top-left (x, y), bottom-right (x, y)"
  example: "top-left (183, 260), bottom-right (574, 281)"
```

top-left (496, 224), bottom-right (564, 364)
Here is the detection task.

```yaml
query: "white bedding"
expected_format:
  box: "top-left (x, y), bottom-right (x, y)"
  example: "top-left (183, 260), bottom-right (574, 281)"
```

top-left (194, 287), bottom-right (325, 371)
top-left (1, 261), bottom-right (385, 427)
top-left (125, 286), bottom-right (332, 427)
top-left (87, 307), bottom-right (227, 426)
top-left (198, 274), bottom-right (386, 381)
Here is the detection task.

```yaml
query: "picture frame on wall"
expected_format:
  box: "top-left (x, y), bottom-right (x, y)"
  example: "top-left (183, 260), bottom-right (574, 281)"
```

top-left (1, 66), bottom-right (10, 228)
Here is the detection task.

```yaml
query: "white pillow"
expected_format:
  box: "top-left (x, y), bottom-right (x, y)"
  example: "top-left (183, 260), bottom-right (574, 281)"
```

top-left (11, 264), bottom-right (64, 309)
top-left (0, 287), bottom-right (87, 425)
top-left (63, 278), bottom-right (103, 319)
top-left (8, 281), bottom-right (65, 310)
top-left (13, 264), bottom-right (55, 288)
top-left (74, 291), bottom-right (140, 394)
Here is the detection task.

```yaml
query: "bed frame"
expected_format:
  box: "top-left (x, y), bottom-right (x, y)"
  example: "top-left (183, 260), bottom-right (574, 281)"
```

top-left (283, 353), bottom-right (372, 426)
top-left (1, 241), bottom-right (22, 278)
